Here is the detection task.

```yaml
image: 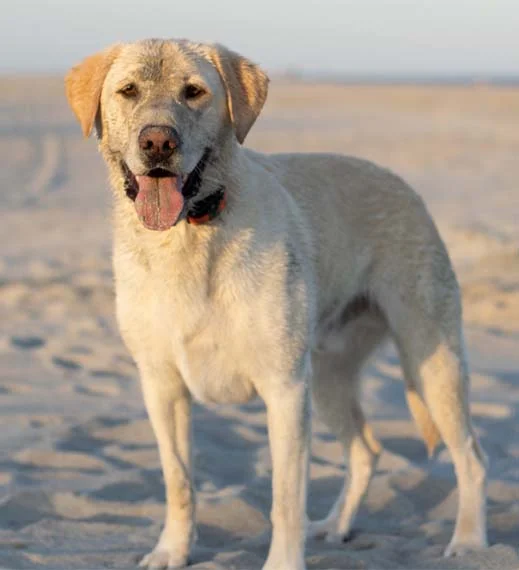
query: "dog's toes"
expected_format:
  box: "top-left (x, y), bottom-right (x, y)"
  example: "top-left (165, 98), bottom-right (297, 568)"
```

top-left (444, 543), bottom-right (468, 558)
top-left (139, 548), bottom-right (187, 569)
top-left (444, 535), bottom-right (488, 558)
top-left (306, 518), bottom-right (332, 540)
top-left (306, 519), bottom-right (353, 544)
top-left (325, 531), bottom-right (352, 544)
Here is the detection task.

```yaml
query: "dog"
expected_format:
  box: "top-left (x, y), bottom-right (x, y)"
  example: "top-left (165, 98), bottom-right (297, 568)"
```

top-left (65, 39), bottom-right (488, 570)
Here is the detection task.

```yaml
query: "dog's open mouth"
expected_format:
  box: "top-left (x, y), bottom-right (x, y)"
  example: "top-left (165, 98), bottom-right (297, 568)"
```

top-left (123, 164), bottom-right (186, 231)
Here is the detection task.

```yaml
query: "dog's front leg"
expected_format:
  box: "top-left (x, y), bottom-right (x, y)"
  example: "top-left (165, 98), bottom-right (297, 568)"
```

top-left (138, 365), bottom-right (194, 570)
top-left (262, 378), bottom-right (310, 570)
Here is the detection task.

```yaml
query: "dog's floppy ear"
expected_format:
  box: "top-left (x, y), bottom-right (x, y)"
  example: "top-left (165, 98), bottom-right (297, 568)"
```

top-left (65, 45), bottom-right (122, 138)
top-left (210, 44), bottom-right (269, 144)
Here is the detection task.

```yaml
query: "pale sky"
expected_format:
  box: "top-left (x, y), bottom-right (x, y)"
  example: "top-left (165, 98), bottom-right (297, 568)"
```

top-left (2, 0), bottom-right (518, 76)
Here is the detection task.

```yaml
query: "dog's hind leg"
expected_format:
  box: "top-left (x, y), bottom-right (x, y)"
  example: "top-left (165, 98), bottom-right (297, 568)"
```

top-left (382, 278), bottom-right (488, 556)
top-left (308, 313), bottom-right (386, 543)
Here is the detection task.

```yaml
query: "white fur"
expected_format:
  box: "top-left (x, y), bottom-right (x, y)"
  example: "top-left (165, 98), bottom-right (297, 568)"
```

top-left (65, 39), bottom-right (488, 570)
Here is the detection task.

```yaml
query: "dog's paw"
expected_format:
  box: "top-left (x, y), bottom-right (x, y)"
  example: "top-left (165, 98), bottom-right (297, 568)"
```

top-left (444, 534), bottom-right (488, 558)
top-left (306, 518), bottom-right (351, 543)
top-left (306, 518), bottom-right (332, 539)
top-left (139, 548), bottom-right (188, 569)
top-left (325, 531), bottom-right (353, 544)
top-left (261, 556), bottom-right (306, 570)
top-left (140, 522), bottom-right (194, 569)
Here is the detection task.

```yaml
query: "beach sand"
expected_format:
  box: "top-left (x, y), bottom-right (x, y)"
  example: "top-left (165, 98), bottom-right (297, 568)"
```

top-left (1, 78), bottom-right (518, 569)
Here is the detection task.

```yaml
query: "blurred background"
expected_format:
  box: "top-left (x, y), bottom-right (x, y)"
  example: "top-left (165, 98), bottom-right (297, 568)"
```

top-left (2, 0), bottom-right (518, 78)
top-left (1, 2), bottom-right (518, 570)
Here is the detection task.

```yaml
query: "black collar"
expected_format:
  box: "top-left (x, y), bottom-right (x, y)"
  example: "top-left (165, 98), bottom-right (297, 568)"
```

top-left (187, 187), bottom-right (226, 225)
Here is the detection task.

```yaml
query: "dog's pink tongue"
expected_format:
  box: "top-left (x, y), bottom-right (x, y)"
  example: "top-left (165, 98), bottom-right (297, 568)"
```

top-left (135, 176), bottom-right (184, 231)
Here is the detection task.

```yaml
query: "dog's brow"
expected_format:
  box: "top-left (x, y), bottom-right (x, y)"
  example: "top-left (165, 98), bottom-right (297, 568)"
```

top-left (138, 58), bottom-right (164, 82)
top-left (136, 40), bottom-right (168, 82)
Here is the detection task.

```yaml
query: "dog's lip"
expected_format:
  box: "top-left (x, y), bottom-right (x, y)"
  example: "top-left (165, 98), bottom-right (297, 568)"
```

top-left (122, 161), bottom-right (188, 200)
top-left (123, 162), bottom-right (185, 180)
top-left (144, 167), bottom-right (177, 178)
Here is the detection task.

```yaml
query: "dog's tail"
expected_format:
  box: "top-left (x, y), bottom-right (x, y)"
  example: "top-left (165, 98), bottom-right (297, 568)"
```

top-left (405, 389), bottom-right (442, 457)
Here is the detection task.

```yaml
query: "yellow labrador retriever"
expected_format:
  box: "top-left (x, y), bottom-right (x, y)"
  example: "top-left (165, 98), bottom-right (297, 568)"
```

top-left (65, 39), bottom-right (487, 570)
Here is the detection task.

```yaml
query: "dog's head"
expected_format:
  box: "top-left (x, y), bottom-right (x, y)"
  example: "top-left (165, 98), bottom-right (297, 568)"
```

top-left (65, 39), bottom-right (269, 230)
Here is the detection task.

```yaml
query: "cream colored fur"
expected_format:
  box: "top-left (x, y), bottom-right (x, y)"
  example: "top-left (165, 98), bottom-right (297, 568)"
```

top-left (65, 39), bottom-right (488, 570)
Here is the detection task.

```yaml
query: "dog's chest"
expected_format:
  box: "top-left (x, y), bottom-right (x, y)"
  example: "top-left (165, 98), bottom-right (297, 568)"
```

top-left (180, 326), bottom-right (257, 404)
top-left (117, 258), bottom-right (259, 405)
top-left (171, 303), bottom-right (259, 404)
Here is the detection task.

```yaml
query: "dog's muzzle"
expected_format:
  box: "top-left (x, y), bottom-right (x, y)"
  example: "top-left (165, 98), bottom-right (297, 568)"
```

top-left (122, 148), bottom-right (222, 231)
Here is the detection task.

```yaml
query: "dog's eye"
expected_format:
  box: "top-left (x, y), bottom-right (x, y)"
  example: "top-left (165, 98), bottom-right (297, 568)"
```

top-left (184, 84), bottom-right (206, 100)
top-left (118, 83), bottom-right (138, 98)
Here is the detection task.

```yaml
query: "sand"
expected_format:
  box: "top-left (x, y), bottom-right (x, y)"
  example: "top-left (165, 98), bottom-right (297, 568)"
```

top-left (1, 78), bottom-right (518, 569)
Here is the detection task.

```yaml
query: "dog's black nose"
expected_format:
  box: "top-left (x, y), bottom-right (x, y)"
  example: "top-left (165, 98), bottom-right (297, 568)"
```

top-left (138, 125), bottom-right (179, 163)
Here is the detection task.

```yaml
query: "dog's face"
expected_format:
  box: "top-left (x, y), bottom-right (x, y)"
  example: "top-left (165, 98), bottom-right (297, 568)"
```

top-left (65, 39), bottom-right (268, 230)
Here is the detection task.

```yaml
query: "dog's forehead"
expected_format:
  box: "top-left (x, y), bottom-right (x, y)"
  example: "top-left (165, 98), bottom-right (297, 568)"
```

top-left (110, 40), bottom-right (214, 84)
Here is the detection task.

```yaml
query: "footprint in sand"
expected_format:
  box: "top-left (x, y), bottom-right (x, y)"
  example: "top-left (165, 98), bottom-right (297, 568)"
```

top-left (52, 356), bottom-right (82, 371)
top-left (75, 382), bottom-right (120, 397)
top-left (90, 369), bottom-right (131, 381)
top-left (10, 335), bottom-right (46, 350)
top-left (66, 345), bottom-right (93, 356)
